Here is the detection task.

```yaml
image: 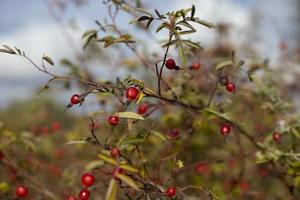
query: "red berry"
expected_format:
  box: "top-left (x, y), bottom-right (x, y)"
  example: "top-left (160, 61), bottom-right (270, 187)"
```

top-left (125, 87), bottom-right (140, 101)
top-left (81, 173), bottom-right (95, 187)
top-left (70, 94), bottom-right (80, 105)
top-left (113, 167), bottom-right (124, 180)
top-left (108, 116), bottom-right (119, 126)
top-left (137, 103), bottom-right (148, 114)
top-left (15, 185), bottom-right (28, 198)
top-left (168, 128), bottom-right (180, 139)
top-left (195, 163), bottom-right (209, 174)
top-left (166, 186), bottom-right (176, 198)
top-left (220, 123), bottom-right (231, 137)
top-left (110, 148), bottom-right (120, 158)
top-left (165, 58), bottom-right (176, 70)
top-left (226, 82), bottom-right (236, 93)
top-left (191, 62), bottom-right (201, 70)
top-left (79, 189), bottom-right (90, 200)
top-left (272, 132), bottom-right (281, 142)
top-left (66, 195), bottom-right (77, 200)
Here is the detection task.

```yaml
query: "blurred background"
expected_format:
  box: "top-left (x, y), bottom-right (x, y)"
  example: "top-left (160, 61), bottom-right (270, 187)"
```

top-left (0, 0), bottom-right (299, 109)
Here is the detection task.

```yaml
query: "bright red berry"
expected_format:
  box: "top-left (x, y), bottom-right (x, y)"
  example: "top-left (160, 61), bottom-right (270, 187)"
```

top-left (165, 58), bottom-right (176, 70)
top-left (110, 148), bottom-right (120, 158)
top-left (66, 195), bottom-right (77, 200)
top-left (108, 116), bottom-right (119, 126)
top-left (166, 186), bottom-right (176, 198)
top-left (125, 87), bottom-right (140, 101)
top-left (70, 94), bottom-right (80, 105)
top-left (226, 82), bottom-right (236, 93)
top-left (15, 185), bottom-right (28, 198)
top-left (79, 189), bottom-right (90, 200)
top-left (168, 128), bottom-right (180, 139)
top-left (81, 173), bottom-right (95, 187)
top-left (272, 132), bottom-right (281, 142)
top-left (220, 123), bottom-right (231, 137)
top-left (137, 103), bottom-right (148, 114)
top-left (191, 62), bottom-right (201, 70)
top-left (113, 167), bottom-right (124, 180)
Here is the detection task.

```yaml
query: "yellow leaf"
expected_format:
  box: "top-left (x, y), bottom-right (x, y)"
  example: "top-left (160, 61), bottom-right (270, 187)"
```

top-left (136, 92), bottom-right (144, 104)
top-left (98, 153), bottom-right (117, 166)
top-left (115, 112), bottom-right (144, 120)
top-left (176, 159), bottom-right (184, 168)
top-left (105, 179), bottom-right (118, 200)
top-left (0, 182), bottom-right (9, 193)
top-left (115, 174), bottom-right (139, 190)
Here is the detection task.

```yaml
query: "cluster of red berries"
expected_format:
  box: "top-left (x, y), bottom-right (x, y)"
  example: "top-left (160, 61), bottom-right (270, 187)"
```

top-left (220, 76), bottom-right (236, 93)
top-left (77, 173), bottom-right (95, 200)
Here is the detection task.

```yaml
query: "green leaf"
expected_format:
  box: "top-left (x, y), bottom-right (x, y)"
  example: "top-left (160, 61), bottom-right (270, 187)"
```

top-left (151, 131), bottom-right (167, 141)
top-left (146, 18), bottom-right (154, 29)
top-left (82, 29), bottom-right (97, 39)
top-left (154, 9), bottom-right (161, 18)
top-left (115, 173), bottom-right (139, 190)
top-left (115, 112), bottom-right (144, 120)
top-left (105, 179), bottom-right (117, 200)
top-left (191, 5), bottom-right (195, 19)
top-left (216, 60), bottom-right (233, 70)
top-left (98, 153), bottom-right (118, 166)
top-left (162, 39), bottom-right (179, 48)
top-left (193, 18), bottom-right (215, 28)
top-left (42, 55), bottom-right (54, 65)
top-left (138, 16), bottom-right (151, 22)
top-left (119, 163), bottom-right (139, 173)
top-left (176, 21), bottom-right (196, 31)
top-left (182, 40), bottom-right (203, 49)
top-left (63, 137), bottom-right (94, 145)
top-left (203, 108), bottom-right (232, 122)
top-left (85, 160), bottom-right (104, 171)
top-left (156, 23), bottom-right (165, 33)
top-left (237, 60), bottom-right (245, 68)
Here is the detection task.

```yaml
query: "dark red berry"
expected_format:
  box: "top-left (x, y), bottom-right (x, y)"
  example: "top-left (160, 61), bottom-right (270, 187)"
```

top-left (137, 103), bottom-right (148, 114)
top-left (226, 82), bottom-right (236, 93)
top-left (0, 151), bottom-right (4, 161)
top-left (220, 123), bottom-right (231, 137)
top-left (219, 76), bottom-right (229, 86)
top-left (195, 163), bottom-right (209, 174)
top-left (15, 185), bottom-right (28, 198)
top-left (113, 167), bottom-right (124, 180)
top-left (79, 189), bottom-right (90, 200)
top-left (165, 58), bottom-right (176, 70)
top-left (168, 128), bottom-right (180, 139)
top-left (166, 186), bottom-right (176, 198)
top-left (66, 195), bottom-right (77, 200)
top-left (191, 62), bottom-right (201, 70)
top-left (70, 94), bottom-right (80, 105)
top-left (108, 116), bottom-right (119, 126)
top-left (110, 148), bottom-right (120, 158)
top-left (272, 132), bottom-right (281, 143)
top-left (125, 87), bottom-right (140, 101)
top-left (81, 173), bottom-right (95, 187)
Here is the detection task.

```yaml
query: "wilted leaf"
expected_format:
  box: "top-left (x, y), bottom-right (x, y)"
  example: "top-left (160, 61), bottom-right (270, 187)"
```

top-left (151, 131), bottom-right (167, 141)
top-left (193, 18), bottom-right (215, 28)
top-left (115, 173), bottom-right (139, 190)
top-left (182, 40), bottom-right (203, 49)
top-left (216, 60), bottom-right (233, 70)
top-left (82, 29), bottom-right (97, 39)
top-left (115, 112), bottom-right (144, 120)
top-left (43, 55), bottom-right (54, 65)
top-left (119, 163), bottom-right (139, 173)
top-left (162, 39), bottom-right (179, 48)
top-left (138, 16), bottom-right (151, 22)
top-left (191, 5), bottom-right (195, 19)
top-left (105, 179), bottom-right (118, 200)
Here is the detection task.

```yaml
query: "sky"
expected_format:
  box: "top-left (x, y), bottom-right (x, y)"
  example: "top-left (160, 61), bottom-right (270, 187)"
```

top-left (0, 0), bottom-right (298, 107)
